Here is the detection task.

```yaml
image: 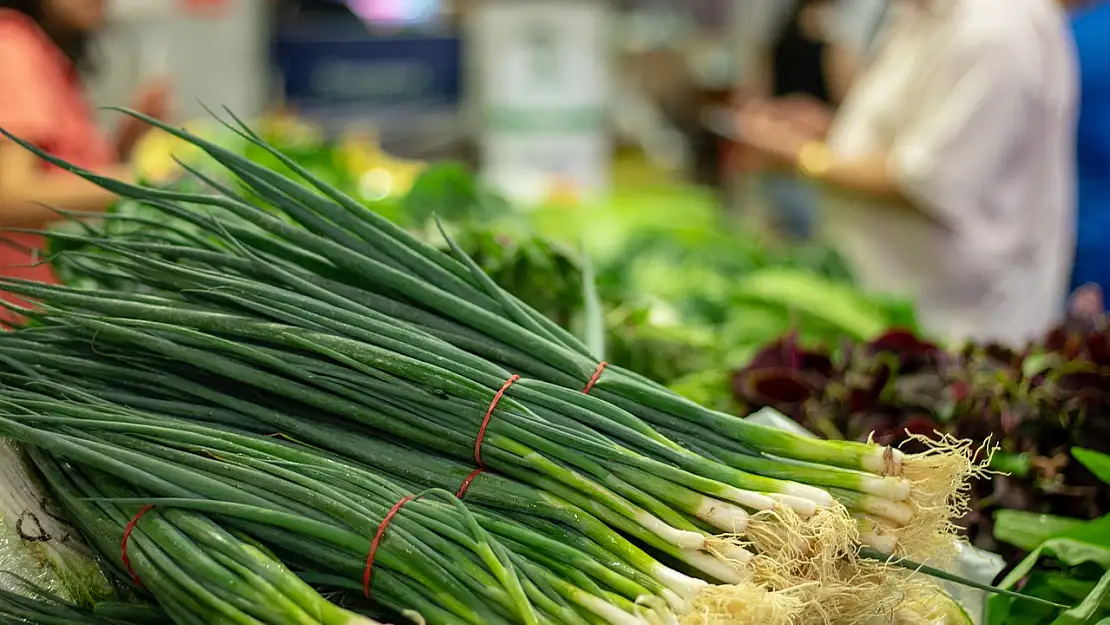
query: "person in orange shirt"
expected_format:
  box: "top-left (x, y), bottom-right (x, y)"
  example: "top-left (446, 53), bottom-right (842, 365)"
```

top-left (0, 0), bottom-right (170, 299)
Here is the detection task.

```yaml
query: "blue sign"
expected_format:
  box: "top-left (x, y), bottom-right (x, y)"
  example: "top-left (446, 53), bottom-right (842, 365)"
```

top-left (273, 33), bottom-right (462, 111)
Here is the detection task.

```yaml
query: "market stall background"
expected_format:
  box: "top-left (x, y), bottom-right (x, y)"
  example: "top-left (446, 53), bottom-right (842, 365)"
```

top-left (0, 0), bottom-right (1106, 624)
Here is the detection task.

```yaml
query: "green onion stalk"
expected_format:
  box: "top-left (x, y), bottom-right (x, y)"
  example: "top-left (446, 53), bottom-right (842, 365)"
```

top-left (653, 425), bottom-right (913, 529)
top-left (0, 578), bottom-right (165, 625)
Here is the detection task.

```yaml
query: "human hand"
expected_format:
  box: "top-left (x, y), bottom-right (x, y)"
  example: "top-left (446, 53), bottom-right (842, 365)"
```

top-left (734, 99), bottom-right (821, 166)
top-left (774, 95), bottom-right (834, 138)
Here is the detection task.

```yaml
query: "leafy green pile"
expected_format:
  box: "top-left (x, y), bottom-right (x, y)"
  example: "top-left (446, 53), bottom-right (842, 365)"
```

top-left (460, 186), bottom-right (918, 406)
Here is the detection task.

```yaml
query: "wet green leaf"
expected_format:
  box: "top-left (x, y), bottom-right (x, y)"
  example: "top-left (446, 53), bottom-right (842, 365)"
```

top-left (995, 510), bottom-right (1088, 551)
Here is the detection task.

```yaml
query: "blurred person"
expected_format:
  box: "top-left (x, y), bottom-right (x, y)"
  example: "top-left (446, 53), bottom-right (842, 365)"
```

top-left (736, 0), bottom-right (1077, 345)
top-left (740, 0), bottom-right (866, 241)
top-left (0, 0), bottom-right (170, 299)
top-left (1066, 0), bottom-right (1110, 305)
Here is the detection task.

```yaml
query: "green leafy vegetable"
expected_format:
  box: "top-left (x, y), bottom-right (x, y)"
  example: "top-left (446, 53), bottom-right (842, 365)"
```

top-left (989, 516), bottom-right (1110, 624)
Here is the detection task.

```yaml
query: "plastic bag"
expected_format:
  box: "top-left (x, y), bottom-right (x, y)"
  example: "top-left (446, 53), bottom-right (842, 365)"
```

top-left (0, 441), bottom-right (111, 604)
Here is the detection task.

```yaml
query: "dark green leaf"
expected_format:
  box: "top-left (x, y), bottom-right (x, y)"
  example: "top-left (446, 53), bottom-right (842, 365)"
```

top-left (1074, 448), bottom-right (1110, 486)
top-left (988, 572), bottom-right (1078, 625)
top-left (1049, 567), bottom-right (1110, 624)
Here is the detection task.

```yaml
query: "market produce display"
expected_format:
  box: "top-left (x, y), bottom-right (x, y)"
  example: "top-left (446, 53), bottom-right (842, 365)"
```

top-left (0, 113), bottom-right (1000, 624)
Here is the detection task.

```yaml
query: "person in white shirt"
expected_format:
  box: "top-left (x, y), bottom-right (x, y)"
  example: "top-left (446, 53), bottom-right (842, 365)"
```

top-left (735, 0), bottom-right (1078, 346)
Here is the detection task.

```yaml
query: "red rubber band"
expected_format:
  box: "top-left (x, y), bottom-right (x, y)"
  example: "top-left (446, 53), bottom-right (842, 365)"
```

top-left (121, 504), bottom-right (154, 587)
top-left (455, 467), bottom-right (485, 499)
top-left (363, 495), bottom-right (415, 598)
top-left (473, 374), bottom-right (519, 468)
top-left (583, 361), bottom-right (608, 394)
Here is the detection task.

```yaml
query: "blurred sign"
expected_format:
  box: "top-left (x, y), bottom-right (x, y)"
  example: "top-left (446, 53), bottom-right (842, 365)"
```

top-left (273, 30), bottom-right (461, 136)
top-left (470, 0), bottom-right (611, 205)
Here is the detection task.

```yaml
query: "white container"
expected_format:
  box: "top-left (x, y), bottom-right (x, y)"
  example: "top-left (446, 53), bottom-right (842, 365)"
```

top-left (467, 0), bottom-right (612, 205)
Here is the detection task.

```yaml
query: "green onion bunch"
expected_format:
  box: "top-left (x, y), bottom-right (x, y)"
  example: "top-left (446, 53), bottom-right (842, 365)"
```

top-left (0, 360), bottom-right (708, 613)
top-left (0, 279), bottom-right (757, 575)
top-left (0, 112), bottom-right (985, 622)
top-left (0, 382), bottom-right (688, 624)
